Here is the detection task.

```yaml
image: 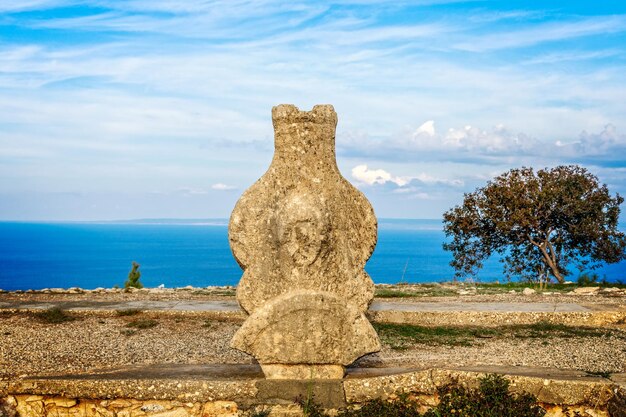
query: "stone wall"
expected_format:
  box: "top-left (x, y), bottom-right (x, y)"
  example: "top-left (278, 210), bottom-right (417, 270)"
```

top-left (2, 368), bottom-right (624, 417)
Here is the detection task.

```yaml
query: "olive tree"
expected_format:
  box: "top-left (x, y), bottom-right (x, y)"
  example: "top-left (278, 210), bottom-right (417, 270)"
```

top-left (443, 165), bottom-right (626, 283)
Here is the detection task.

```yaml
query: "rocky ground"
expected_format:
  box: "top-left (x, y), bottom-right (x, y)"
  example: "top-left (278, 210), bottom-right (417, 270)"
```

top-left (1, 284), bottom-right (625, 379)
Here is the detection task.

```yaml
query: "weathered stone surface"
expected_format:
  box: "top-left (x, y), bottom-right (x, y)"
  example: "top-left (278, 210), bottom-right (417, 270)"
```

top-left (260, 365), bottom-right (344, 380)
top-left (200, 401), bottom-right (237, 417)
top-left (229, 104), bottom-right (380, 377)
top-left (229, 105), bottom-right (377, 314)
top-left (574, 287), bottom-right (600, 295)
top-left (231, 291), bottom-right (380, 366)
top-left (255, 379), bottom-right (346, 409)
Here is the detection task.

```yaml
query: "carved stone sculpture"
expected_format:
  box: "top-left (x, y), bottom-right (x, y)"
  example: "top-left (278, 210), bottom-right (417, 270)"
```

top-left (229, 104), bottom-right (380, 379)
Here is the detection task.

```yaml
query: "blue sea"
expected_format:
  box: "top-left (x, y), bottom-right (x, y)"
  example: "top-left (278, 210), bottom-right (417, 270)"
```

top-left (0, 219), bottom-right (624, 291)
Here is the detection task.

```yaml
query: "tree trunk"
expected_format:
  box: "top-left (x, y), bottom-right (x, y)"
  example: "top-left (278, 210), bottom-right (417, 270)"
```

top-left (528, 234), bottom-right (565, 284)
top-left (538, 244), bottom-right (564, 283)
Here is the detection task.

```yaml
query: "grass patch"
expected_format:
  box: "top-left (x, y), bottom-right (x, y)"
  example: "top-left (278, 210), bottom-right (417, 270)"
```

top-left (585, 370), bottom-right (612, 378)
top-left (116, 308), bottom-right (142, 316)
top-left (374, 322), bottom-right (621, 350)
top-left (375, 289), bottom-right (418, 298)
top-left (375, 287), bottom-right (459, 298)
top-left (32, 307), bottom-right (76, 324)
top-left (373, 323), bottom-right (496, 349)
top-left (126, 319), bottom-right (158, 329)
top-left (509, 322), bottom-right (616, 339)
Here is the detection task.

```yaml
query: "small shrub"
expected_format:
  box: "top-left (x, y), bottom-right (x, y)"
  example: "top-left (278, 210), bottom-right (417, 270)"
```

top-left (424, 374), bottom-right (545, 417)
top-left (120, 329), bottom-right (137, 336)
top-left (577, 272), bottom-right (598, 286)
top-left (124, 261), bottom-right (143, 289)
top-left (126, 319), bottom-right (158, 329)
top-left (116, 308), bottom-right (142, 316)
top-left (298, 374), bottom-right (546, 417)
top-left (33, 307), bottom-right (76, 324)
top-left (339, 394), bottom-right (421, 417)
top-left (585, 370), bottom-right (611, 378)
top-left (295, 394), bottom-right (326, 417)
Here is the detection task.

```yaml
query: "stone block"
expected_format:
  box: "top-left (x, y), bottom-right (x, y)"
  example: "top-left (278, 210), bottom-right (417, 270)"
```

top-left (229, 105), bottom-right (380, 378)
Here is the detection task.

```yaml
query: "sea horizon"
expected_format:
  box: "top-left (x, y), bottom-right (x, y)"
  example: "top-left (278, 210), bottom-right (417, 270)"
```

top-left (1, 218), bottom-right (624, 291)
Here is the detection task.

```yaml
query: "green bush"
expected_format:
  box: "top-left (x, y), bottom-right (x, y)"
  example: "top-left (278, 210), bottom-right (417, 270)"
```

top-left (297, 374), bottom-right (546, 417)
top-left (577, 272), bottom-right (599, 286)
top-left (124, 261), bottom-right (143, 289)
top-left (33, 307), bottom-right (76, 324)
top-left (426, 374), bottom-right (545, 417)
top-left (126, 319), bottom-right (158, 329)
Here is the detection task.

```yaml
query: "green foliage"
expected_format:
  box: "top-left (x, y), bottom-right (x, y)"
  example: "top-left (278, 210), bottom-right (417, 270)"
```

top-left (576, 272), bottom-right (599, 286)
top-left (373, 322), bottom-right (620, 350)
top-left (374, 323), bottom-right (493, 349)
top-left (295, 394), bottom-right (326, 417)
top-left (425, 374), bottom-right (546, 417)
top-left (33, 307), bottom-right (76, 324)
top-left (443, 165), bottom-right (626, 283)
top-left (585, 370), bottom-right (611, 378)
top-left (339, 394), bottom-right (421, 417)
top-left (126, 319), bottom-right (158, 329)
top-left (116, 308), bottom-right (142, 316)
top-left (124, 261), bottom-right (143, 289)
top-left (297, 374), bottom-right (546, 417)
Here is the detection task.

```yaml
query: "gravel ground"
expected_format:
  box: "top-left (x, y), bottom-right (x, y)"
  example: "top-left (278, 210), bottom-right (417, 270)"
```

top-left (357, 336), bottom-right (626, 374)
top-left (1, 310), bottom-right (624, 378)
top-left (1, 286), bottom-right (624, 306)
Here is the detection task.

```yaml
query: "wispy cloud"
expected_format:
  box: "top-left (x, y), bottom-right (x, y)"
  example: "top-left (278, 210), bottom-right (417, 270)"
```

top-left (1, 0), bottom-right (625, 219)
top-left (455, 15), bottom-right (626, 52)
top-left (211, 183), bottom-right (237, 191)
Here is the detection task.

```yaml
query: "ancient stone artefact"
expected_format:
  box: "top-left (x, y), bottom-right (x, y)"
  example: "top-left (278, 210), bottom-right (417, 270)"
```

top-left (229, 104), bottom-right (381, 379)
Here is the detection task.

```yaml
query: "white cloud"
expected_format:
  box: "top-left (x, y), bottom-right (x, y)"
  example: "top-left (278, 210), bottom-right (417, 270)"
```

top-left (414, 120), bottom-right (435, 137)
top-left (351, 165), bottom-right (462, 188)
top-left (211, 183), bottom-right (237, 191)
top-left (351, 165), bottom-right (408, 186)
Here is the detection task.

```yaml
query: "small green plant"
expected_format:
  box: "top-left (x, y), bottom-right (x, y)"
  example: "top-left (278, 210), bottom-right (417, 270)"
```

top-left (124, 261), bottom-right (143, 289)
top-left (120, 329), bottom-right (137, 336)
top-left (577, 272), bottom-right (599, 286)
top-left (126, 319), bottom-right (158, 329)
top-left (322, 374), bottom-right (546, 417)
top-left (295, 393), bottom-right (326, 417)
top-left (33, 307), bottom-right (76, 324)
top-left (426, 374), bottom-right (545, 417)
top-left (339, 394), bottom-right (421, 416)
top-left (116, 308), bottom-right (142, 316)
top-left (202, 319), bottom-right (213, 328)
top-left (585, 370), bottom-right (611, 378)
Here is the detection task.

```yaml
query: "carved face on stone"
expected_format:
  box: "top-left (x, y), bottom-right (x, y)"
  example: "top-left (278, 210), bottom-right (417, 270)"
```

top-left (274, 194), bottom-right (330, 267)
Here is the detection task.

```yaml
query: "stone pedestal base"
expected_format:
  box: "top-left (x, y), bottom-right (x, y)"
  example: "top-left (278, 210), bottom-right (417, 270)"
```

top-left (260, 364), bottom-right (345, 380)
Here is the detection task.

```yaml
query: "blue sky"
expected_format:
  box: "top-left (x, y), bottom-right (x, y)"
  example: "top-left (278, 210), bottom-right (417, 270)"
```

top-left (1, 0), bottom-right (626, 221)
